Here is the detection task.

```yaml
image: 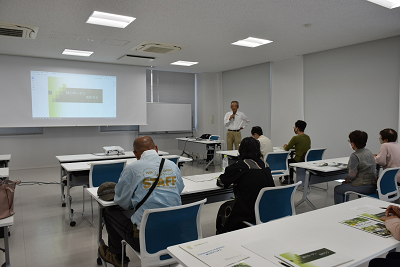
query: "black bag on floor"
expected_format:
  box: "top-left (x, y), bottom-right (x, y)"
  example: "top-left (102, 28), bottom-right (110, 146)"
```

top-left (216, 199), bottom-right (236, 235)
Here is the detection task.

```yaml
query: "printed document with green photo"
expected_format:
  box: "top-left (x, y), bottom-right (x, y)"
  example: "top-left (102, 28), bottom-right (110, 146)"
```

top-left (180, 240), bottom-right (249, 267)
top-left (360, 211), bottom-right (386, 222)
top-left (340, 217), bottom-right (391, 238)
top-left (276, 247), bottom-right (353, 267)
top-left (351, 204), bottom-right (387, 222)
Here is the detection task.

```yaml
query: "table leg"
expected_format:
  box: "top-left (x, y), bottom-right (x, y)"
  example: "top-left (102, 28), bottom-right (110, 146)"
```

top-left (179, 140), bottom-right (192, 158)
top-left (295, 170), bottom-right (317, 210)
top-left (204, 144), bottom-right (216, 171)
top-left (180, 150), bottom-right (191, 158)
top-left (3, 226), bottom-right (10, 267)
top-left (66, 172), bottom-right (76, 226)
top-left (60, 166), bottom-right (66, 207)
top-left (97, 204), bottom-right (108, 267)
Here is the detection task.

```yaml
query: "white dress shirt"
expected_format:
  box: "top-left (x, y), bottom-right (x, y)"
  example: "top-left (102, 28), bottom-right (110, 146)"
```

top-left (224, 111), bottom-right (249, 130)
top-left (258, 135), bottom-right (273, 161)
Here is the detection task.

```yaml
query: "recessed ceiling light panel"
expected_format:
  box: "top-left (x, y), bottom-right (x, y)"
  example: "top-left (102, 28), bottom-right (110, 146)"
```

top-left (170, 61), bottom-right (198, 66)
top-left (367, 0), bottom-right (400, 9)
top-left (86, 11), bottom-right (136, 28)
top-left (62, 49), bottom-right (93, 57)
top-left (232, 37), bottom-right (273, 48)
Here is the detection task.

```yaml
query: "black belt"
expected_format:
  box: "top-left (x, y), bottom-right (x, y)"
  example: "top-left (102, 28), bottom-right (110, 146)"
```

top-left (228, 129), bottom-right (240, 132)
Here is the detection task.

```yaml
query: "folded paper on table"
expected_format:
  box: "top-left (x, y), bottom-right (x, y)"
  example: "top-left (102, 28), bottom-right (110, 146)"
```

top-left (276, 247), bottom-right (353, 267)
top-left (180, 240), bottom-right (249, 267)
top-left (242, 238), bottom-right (352, 267)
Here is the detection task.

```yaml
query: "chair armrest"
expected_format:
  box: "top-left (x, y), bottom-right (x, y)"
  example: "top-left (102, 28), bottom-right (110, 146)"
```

top-left (344, 191), bottom-right (370, 201)
top-left (242, 221), bottom-right (254, 227)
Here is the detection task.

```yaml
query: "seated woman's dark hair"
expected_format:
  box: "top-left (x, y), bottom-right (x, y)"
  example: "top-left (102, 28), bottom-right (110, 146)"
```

top-left (349, 130), bottom-right (368, 149)
top-left (238, 137), bottom-right (263, 160)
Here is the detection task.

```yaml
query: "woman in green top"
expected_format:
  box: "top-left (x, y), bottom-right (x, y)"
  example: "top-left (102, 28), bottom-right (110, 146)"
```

top-left (282, 120), bottom-right (311, 184)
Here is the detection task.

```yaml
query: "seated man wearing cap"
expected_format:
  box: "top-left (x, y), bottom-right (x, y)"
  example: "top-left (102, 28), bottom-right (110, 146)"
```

top-left (99, 136), bottom-right (184, 267)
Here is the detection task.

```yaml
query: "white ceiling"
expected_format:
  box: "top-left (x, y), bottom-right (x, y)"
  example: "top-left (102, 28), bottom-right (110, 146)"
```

top-left (1, 0), bottom-right (400, 73)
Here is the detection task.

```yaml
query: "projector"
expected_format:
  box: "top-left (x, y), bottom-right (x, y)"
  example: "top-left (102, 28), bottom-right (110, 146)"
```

top-left (103, 146), bottom-right (125, 156)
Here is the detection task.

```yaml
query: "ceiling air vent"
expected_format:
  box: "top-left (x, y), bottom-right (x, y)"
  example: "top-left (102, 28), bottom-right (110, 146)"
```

top-left (117, 55), bottom-right (155, 66)
top-left (0, 22), bottom-right (39, 39)
top-left (133, 42), bottom-right (182, 54)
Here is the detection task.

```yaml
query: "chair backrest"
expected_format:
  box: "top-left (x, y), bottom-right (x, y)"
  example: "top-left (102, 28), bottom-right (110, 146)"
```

top-left (162, 156), bottom-right (180, 165)
top-left (305, 148), bottom-right (326, 162)
top-left (89, 160), bottom-right (126, 188)
top-left (265, 151), bottom-right (290, 174)
top-left (255, 181), bottom-right (302, 224)
top-left (168, 157), bottom-right (179, 165)
top-left (139, 199), bottom-right (206, 267)
top-left (377, 167), bottom-right (400, 202)
top-left (209, 135), bottom-right (220, 141)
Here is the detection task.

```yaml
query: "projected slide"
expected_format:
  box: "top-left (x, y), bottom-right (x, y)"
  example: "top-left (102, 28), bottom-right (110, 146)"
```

top-left (31, 71), bottom-right (116, 118)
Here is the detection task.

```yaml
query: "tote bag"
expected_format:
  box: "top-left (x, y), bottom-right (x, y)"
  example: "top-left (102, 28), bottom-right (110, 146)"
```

top-left (0, 179), bottom-right (20, 219)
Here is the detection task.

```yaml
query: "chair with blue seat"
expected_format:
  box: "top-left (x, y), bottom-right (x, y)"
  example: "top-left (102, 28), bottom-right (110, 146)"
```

top-left (82, 160), bottom-right (126, 227)
top-left (121, 198), bottom-right (207, 267)
top-left (344, 167), bottom-right (400, 202)
top-left (209, 135), bottom-right (220, 141)
top-left (244, 181), bottom-right (302, 226)
top-left (265, 151), bottom-right (291, 181)
top-left (206, 135), bottom-right (221, 168)
top-left (305, 148), bottom-right (327, 191)
top-left (305, 148), bottom-right (326, 162)
top-left (162, 156), bottom-right (180, 165)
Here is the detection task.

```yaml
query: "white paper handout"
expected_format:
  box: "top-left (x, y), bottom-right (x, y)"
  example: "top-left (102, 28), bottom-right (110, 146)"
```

top-left (243, 238), bottom-right (352, 267)
top-left (180, 240), bottom-right (249, 267)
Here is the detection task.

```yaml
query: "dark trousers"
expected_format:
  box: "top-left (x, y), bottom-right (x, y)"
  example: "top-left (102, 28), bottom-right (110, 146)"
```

top-left (287, 159), bottom-right (297, 180)
top-left (369, 252), bottom-right (400, 267)
top-left (103, 206), bottom-right (140, 255)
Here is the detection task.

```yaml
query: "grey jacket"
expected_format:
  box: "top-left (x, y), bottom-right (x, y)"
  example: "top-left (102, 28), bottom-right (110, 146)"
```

top-left (347, 148), bottom-right (376, 186)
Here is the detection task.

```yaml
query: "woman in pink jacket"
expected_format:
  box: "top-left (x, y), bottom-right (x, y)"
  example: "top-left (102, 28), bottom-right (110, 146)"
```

top-left (374, 128), bottom-right (400, 184)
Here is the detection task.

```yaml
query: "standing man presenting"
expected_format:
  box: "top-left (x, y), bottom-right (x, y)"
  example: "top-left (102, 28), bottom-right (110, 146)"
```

top-left (224, 101), bottom-right (250, 150)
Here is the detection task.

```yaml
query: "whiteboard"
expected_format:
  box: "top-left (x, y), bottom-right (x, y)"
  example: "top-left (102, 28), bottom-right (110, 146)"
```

top-left (139, 103), bottom-right (192, 133)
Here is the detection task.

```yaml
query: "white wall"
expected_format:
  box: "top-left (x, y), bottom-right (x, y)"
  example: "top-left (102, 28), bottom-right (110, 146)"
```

top-left (271, 57), bottom-right (304, 147)
top-left (0, 126), bottom-right (187, 170)
top-left (0, 127), bottom-right (136, 169)
top-left (4, 36), bottom-right (400, 169)
top-left (304, 36), bottom-right (400, 158)
top-left (196, 72), bottom-right (223, 137)
top-left (0, 55), bottom-right (189, 170)
top-left (221, 63), bottom-right (271, 149)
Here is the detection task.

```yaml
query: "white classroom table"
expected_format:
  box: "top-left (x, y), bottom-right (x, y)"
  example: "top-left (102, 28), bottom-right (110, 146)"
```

top-left (217, 147), bottom-right (288, 157)
top-left (217, 147), bottom-right (295, 166)
top-left (176, 138), bottom-right (225, 171)
top-left (168, 197), bottom-right (400, 267)
top-left (181, 172), bottom-right (234, 204)
top-left (56, 150), bottom-right (169, 163)
top-left (0, 154), bottom-right (11, 167)
top-left (87, 171), bottom-right (233, 266)
top-left (56, 150), bottom-right (169, 209)
top-left (0, 168), bottom-right (9, 178)
top-left (0, 216), bottom-right (13, 267)
top-left (61, 155), bottom-right (191, 227)
top-left (291, 157), bottom-right (349, 210)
